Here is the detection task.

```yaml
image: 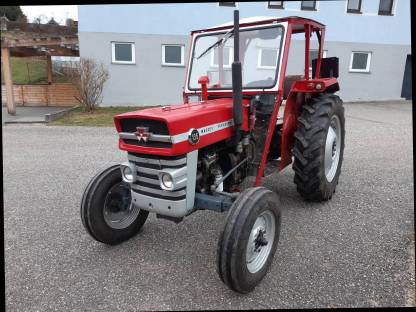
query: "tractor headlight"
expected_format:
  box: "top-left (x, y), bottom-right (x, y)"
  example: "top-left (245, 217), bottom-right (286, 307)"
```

top-left (158, 167), bottom-right (187, 191)
top-left (160, 173), bottom-right (174, 190)
top-left (120, 162), bottom-right (135, 183)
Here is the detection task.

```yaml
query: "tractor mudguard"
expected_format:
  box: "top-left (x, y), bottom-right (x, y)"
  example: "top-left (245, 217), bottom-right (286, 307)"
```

top-left (278, 77), bottom-right (340, 170)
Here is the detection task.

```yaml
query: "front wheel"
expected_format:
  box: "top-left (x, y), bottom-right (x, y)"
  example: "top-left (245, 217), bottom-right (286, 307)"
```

top-left (217, 187), bottom-right (281, 293)
top-left (81, 165), bottom-right (149, 245)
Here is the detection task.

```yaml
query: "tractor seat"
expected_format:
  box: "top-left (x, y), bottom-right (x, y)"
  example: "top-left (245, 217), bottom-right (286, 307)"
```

top-left (283, 75), bottom-right (303, 99)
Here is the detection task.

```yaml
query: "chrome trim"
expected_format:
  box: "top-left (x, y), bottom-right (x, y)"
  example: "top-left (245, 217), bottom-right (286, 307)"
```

top-left (126, 151), bottom-right (198, 218)
top-left (134, 165), bottom-right (160, 176)
top-left (119, 132), bottom-right (172, 143)
top-left (120, 119), bottom-right (235, 146)
top-left (160, 166), bottom-right (187, 180)
top-left (128, 153), bottom-right (186, 166)
top-left (131, 184), bottom-right (186, 197)
top-left (149, 134), bottom-right (172, 143)
top-left (185, 150), bottom-right (198, 212)
top-left (171, 119), bottom-right (234, 144)
top-left (119, 132), bottom-right (137, 140)
top-left (131, 191), bottom-right (187, 218)
top-left (158, 169), bottom-right (187, 191)
top-left (135, 175), bottom-right (160, 185)
top-left (120, 162), bottom-right (136, 183)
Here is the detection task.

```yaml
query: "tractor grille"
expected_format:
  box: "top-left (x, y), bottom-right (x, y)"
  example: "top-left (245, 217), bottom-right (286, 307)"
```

top-left (120, 119), bottom-right (172, 148)
top-left (128, 152), bottom-right (187, 201)
top-left (120, 119), bottom-right (169, 134)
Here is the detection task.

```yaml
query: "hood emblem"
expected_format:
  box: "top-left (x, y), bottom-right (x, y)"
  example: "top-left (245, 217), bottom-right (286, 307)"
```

top-left (188, 128), bottom-right (200, 145)
top-left (134, 127), bottom-right (150, 142)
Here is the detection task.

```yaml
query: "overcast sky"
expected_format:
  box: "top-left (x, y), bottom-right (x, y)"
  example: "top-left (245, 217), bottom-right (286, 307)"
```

top-left (21, 5), bottom-right (78, 25)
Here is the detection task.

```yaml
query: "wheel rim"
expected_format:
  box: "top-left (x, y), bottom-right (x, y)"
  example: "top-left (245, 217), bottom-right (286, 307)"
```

top-left (246, 210), bottom-right (276, 274)
top-left (324, 115), bottom-right (341, 182)
top-left (103, 182), bottom-right (141, 229)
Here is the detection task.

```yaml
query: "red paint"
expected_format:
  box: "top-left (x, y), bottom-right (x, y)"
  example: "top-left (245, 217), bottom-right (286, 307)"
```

top-left (198, 76), bottom-right (210, 101)
top-left (114, 98), bottom-right (250, 156)
top-left (118, 126), bottom-right (235, 157)
top-left (304, 24), bottom-right (311, 79)
top-left (255, 94), bottom-right (283, 187)
top-left (254, 23), bottom-right (293, 186)
top-left (315, 28), bottom-right (325, 79)
top-left (279, 91), bottom-right (303, 170)
top-left (290, 78), bottom-right (338, 93)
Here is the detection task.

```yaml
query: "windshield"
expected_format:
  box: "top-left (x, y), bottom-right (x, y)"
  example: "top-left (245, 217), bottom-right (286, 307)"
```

top-left (188, 25), bottom-right (284, 90)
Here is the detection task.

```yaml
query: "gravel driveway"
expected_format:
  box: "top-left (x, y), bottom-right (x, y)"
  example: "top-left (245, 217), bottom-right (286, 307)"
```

top-left (3, 101), bottom-right (414, 310)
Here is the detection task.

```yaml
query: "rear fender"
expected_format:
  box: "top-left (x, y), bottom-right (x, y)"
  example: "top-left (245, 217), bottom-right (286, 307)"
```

top-left (290, 77), bottom-right (339, 93)
top-left (278, 77), bottom-right (339, 170)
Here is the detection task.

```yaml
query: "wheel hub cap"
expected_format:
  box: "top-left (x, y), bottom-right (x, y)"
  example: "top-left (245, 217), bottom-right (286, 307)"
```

top-left (246, 210), bottom-right (276, 274)
top-left (324, 115), bottom-right (341, 182)
top-left (103, 182), bottom-right (141, 229)
top-left (254, 229), bottom-right (268, 252)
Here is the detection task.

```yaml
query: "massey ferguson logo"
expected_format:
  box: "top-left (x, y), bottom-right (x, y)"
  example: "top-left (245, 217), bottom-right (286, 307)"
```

top-left (134, 127), bottom-right (150, 142)
top-left (188, 128), bottom-right (200, 145)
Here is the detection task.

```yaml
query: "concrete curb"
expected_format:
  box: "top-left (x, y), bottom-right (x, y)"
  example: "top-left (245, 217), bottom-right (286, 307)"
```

top-left (343, 99), bottom-right (411, 104)
top-left (45, 106), bottom-right (80, 122)
top-left (4, 120), bottom-right (47, 124)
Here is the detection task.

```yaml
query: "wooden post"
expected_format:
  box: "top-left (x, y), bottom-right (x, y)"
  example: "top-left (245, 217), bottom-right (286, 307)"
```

top-left (46, 55), bottom-right (53, 84)
top-left (1, 47), bottom-right (16, 115)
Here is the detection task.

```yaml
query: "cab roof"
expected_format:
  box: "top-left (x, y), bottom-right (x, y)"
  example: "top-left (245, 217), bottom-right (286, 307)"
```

top-left (191, 16), bottom-right (325, 34)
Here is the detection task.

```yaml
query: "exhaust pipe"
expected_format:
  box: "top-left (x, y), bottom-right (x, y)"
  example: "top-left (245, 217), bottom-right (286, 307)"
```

top-left (232, 10), bottom-right (243, 137)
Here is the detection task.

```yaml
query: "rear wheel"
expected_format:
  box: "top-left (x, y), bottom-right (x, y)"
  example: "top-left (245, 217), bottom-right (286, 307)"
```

top-left (81, 165), bottom-right (149, 245)
top-left (217, 187), bottom-right (281, 293)
top-left (292, 94), bottom-right (345, 201)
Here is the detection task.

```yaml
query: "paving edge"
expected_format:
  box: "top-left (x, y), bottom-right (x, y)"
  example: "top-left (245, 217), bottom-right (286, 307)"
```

top-left (343, 99), bottom-right (411, 104)
top-left (4, 120), bottom-right (46, 124)
top-left (45, 106), bottom-right (80, 122)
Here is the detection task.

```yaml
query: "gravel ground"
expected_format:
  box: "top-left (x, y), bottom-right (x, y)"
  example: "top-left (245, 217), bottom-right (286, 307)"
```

top-left (3, 101), bottom-right (414, 310)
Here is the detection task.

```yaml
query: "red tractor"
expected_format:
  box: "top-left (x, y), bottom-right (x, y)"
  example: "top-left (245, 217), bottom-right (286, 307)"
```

top-left (81, 11), bottom-right (345, 294)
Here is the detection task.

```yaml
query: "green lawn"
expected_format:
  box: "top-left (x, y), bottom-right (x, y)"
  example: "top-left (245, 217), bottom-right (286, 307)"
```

top-left (1, 57), bottom-right (71, 84)
top-left (48, 106), bottom-right (156, 127)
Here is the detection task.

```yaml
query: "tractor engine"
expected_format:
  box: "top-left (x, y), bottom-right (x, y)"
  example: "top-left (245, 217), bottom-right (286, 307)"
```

top-left (195, 138), bottom-right (252, 194)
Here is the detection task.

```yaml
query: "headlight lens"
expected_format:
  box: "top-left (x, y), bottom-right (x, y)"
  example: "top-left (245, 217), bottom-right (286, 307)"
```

top-left (161, 173), bottom-right (173, 189)
top-left (122, 165), bottom-right (134, 182)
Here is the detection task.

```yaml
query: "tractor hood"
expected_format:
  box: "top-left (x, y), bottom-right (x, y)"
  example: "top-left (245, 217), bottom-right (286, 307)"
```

top-left (113, 98), bottom-right (250, 156)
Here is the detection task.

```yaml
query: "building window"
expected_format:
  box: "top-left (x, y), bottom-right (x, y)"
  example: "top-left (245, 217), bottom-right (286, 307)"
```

top-left (258, 48), bottom-right (279, 69)
top-left (111, 42), bottom-right (135, 64)
top-left (349, 51), bottom-right (372, 72)
top-left (268, 1), bottom-right (284, 9)
top-left (347, 0), bottom-right (362, 13)
top-left (218, 2), bottom-right (236, 7)
top-left (378, 0), bottom-right (394, 15)
top-left (162, 44), bottom-right (185, 66)
top-left (301, 1), bottom-right (317, 11)
top-left (211, 46), bottom-right (233, 68)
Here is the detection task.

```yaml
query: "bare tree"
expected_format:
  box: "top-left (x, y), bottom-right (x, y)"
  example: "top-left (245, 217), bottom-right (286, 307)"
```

top-left (67, 58), bottom-right (110, 112)
top-left (33, 14), bottom-right (48, 24)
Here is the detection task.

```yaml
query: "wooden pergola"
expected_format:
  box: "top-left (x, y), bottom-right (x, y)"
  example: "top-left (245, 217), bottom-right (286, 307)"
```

top-left (1, 21), bottom-right (79, 115)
